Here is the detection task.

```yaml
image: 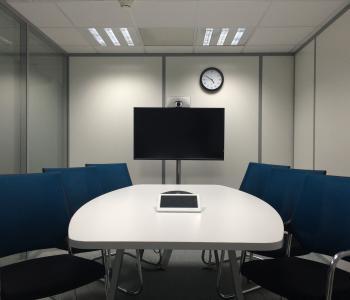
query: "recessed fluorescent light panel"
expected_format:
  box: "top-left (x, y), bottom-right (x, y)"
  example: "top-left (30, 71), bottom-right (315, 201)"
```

top-left (203, 28), bottom-right (213, 46)
top-left (104, 28), bottom-right (120, 46)
top-left (217, 28), bottom-right (229, 46)
top-left (231, 28), bottom-right (246, 46)
top-left (88, 28), bottom-right (106, 46)
top-left (120, 28), bottom-right (134, 46)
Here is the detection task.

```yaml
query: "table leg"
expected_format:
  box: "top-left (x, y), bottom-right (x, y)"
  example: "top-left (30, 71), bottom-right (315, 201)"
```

top-left (107, 249), bottom-right (124, 300)
top-left (228, 250), bottom-right (244, 300)
top-left (161, 249), bottom-right (173, 269)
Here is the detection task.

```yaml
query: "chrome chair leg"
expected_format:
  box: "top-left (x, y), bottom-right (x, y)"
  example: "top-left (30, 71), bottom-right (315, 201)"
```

top-left (202, 250), bottom-right (221, 268)
top-left (73, 289), bottom-right (78, 300)
top-left (161, 249), bottom-right (172, 269)
top-left (214, 250), bottom-right (220, 268)
top-left (202, 250), bottom-right (214, 268)
top-left (107, 249), bottom-right (123, 300)
top-left (239, 250), bottom-right (246, 273)
top-left (216, 250), bottom-right (244, 300)
top-left (240, 250), bottom-right (263, 294)
top-left (217, 250), bottom-right (233, 299)
top-left (102, 250), bottom-right (110, 294)
top-left (117, 249), bottom-right (144, 296)
top-left (122, 249), bottom-right (163, 269)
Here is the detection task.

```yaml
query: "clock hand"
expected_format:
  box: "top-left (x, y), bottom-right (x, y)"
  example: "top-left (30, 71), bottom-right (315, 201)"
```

top-left (204, 75), bottom-right (214, 83)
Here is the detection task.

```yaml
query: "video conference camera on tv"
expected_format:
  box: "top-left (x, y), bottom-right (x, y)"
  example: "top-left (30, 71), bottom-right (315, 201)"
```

top-left (175, 100), bottom-right (183, 107)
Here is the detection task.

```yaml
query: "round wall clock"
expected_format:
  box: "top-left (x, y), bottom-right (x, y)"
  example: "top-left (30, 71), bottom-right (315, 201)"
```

top-left (200, 67), bottom-right (224, 92)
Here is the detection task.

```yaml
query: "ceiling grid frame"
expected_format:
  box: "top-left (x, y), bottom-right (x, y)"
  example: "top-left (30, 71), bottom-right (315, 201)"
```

top-left (5, 0), bottom-right (350, 54)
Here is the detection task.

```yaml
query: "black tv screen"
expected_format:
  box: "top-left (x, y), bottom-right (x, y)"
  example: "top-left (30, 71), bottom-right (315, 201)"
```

top-left (134, 107), bottom-right (224, 160)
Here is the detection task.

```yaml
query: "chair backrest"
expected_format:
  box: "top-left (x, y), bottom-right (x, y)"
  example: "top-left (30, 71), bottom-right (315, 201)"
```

top-left (0, 173), bottom-right (69, 258)
top-left (85, 163), bottom-right (132, 194)
top-left (262, 168), bottom-right (326, 223)
top-left (43, 167), bottom-right (103, 216)
top-left (291, 174), bottom-right (350, 256)
top-left (240, 162), bottom-right (290, 199)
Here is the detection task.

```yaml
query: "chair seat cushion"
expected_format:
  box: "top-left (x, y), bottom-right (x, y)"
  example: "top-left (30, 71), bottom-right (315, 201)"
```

top-left (241, 257), bottom-right (350, 300)
top-left (0, 254), bottom-right (105, 300)
top-left (253, 234), bottom-right (310, 258)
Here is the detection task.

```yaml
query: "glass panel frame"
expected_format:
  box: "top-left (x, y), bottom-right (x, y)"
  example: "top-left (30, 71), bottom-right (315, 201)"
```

top-left (0, 2), bottom-right (68, 175)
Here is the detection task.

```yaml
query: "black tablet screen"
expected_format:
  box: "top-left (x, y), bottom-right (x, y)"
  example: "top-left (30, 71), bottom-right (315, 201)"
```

top-left (160, 195), bottom-right (198, 208)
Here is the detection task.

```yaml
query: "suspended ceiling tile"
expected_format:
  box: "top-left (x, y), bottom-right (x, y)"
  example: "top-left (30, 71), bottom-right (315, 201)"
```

top-left (40, 27), bottom-right (90, 46)
top-left (260, 1), bottom-right (348, 27)
top-left (94, 46), bottom-right (145, 54)
top-left (243, 45), bottom-right (294, 53)
top-left (144, 46), bottom-right (193, 53)
top-left (56, 1), bottom-right (133, 27)
top-left (8, 2), bottom-right (72, 27)
top-left (194, 45), bottom-right (244, 53)
top-left (196, 1), bottom-right (270, 27)
top-left (140, 28), bottom-right (195, 46)
top-left (247, 27), bottom-right (314, 46)
top-left (62, 45), bottom-right (96, 54)
top-left (132, 1), bottom-right (197, 28)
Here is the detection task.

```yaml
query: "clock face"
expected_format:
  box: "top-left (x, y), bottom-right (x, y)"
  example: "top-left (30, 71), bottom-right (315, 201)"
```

top-left (200, 67), bottom-right (224, 92)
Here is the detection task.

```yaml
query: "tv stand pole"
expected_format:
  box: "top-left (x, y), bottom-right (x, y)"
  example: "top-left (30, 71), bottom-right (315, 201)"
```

top-left (176, 160), bottom-right (181, 184)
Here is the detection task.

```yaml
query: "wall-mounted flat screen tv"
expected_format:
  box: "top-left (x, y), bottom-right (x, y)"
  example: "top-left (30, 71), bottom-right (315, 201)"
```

top-left (134, 107), bottom-right (224, 160)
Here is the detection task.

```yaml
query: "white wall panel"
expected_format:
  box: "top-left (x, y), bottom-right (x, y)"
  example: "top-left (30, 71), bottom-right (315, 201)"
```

top-left (262, 56), bottom-right (294, 165)
top-left (165, 57), bottom-right (259, 188)
top-left (315, 10), bottom-right (350, 176)
top-left (27, 54), bottom-right (67, 173)
top-left (69, 57), bottom-right (162, 184)
top-left (294, 41), bottom-right (315, 169)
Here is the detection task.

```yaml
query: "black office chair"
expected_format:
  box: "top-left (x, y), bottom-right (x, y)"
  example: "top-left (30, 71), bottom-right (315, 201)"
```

top-left (241, 174), bottom-right (350, 300)
top-left (43, 166), bottom-right (144, 295)
top-left (0, 172), bottom-right (105, 300)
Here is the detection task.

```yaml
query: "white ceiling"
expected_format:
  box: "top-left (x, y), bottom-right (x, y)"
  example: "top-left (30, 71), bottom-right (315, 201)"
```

top-left (6, 0), bottom-right (350, 54)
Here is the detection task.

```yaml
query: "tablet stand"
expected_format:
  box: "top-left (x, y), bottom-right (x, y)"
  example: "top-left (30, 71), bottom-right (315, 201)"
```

top-left (162, 190), bottom-right (192, 194)
top-left (176, 159), bottom-right (181, 184)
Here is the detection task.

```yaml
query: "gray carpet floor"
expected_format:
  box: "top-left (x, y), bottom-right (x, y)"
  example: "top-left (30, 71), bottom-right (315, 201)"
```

top-left (46, 250), bottom-right (281, 300)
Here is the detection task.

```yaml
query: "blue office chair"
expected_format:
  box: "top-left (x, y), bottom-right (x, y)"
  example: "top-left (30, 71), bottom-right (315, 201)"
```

top-left (202, 162), bottom-right (290, 267)
top-left (43, 166), bottom-right (104, 216)
top-left (43, 166), bottom-right (143, 296)
top-left (250, 168), bottom-right (327, 258)
top-left (241, 174), bottom-right (350, 300)
top-left (0, 173), bottom-right (105, 300)
top-left (85, 163), bottom-right (163, 271)
top-left (85, 163), bottom-right (132, 194)
top-left (239, 162), bottom-right (290, 199)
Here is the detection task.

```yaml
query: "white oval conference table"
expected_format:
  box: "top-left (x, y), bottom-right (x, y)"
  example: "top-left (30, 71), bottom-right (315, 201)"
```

top-left (69, 184), bottom-right (284, 300)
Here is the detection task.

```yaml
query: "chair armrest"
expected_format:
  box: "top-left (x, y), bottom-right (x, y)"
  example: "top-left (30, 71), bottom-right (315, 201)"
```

top-left (66, 237), bottom-right (74, 255)
top-left (325, 250), bottom-right (350, 300)
top-left (285, 233), bottom-right (293, 257)
top-left (0, 269), bottom-right (2, 300)
top-left (284, 219), bottom-right (292, 226)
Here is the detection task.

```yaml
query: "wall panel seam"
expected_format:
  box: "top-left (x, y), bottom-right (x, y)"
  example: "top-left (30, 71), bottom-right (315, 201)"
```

top-left (162, 56), bottom-right (166, 184)
top-left (292, 56), bottom-right (295, 167)
top-left (67, 56), bottom-right (70, 167)
top-left (313, 38), bottom-right (317, 170)
top-left (258, 56), bottom-right (263, 163)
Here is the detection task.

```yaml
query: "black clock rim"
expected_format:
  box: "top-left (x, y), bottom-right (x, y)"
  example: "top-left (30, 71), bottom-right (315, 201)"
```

top-left (200, 67), bottom-right (224, 92)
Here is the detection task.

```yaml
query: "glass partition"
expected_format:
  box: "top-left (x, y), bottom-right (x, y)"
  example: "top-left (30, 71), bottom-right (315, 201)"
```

top-left (0, 7), bottom-right (21, 174)
top-left (0, 3), bottom-right (67, 174)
